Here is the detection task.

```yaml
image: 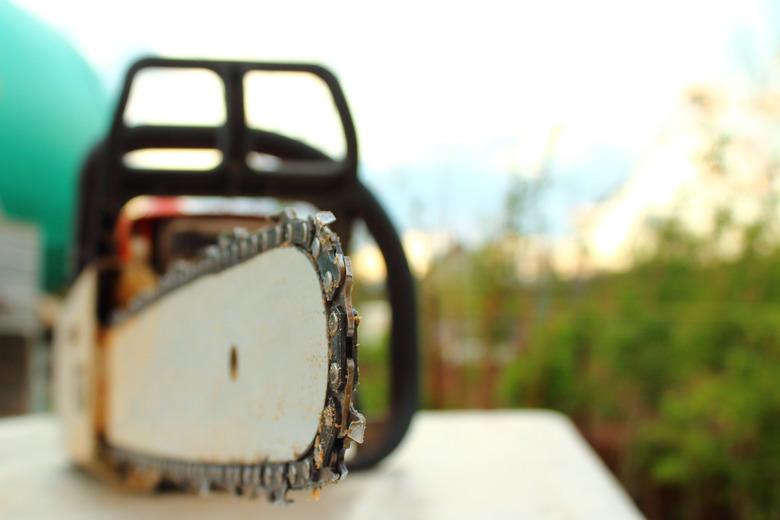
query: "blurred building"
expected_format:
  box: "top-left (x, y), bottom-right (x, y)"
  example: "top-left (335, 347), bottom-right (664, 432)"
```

top-left (0, 216), bottom-right (40, 415)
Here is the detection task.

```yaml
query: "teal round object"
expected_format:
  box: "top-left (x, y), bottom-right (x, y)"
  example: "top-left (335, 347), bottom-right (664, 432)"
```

top-left (0, 1), bottom-right (109, 291)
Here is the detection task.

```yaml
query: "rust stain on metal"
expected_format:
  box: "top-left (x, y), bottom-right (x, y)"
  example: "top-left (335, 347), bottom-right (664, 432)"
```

top-left (313, 435), bottom-right (324, 469)
top-left (322, 403), bottom-right (336, 428)
top-left (339, 360), bottom-right (356, 435)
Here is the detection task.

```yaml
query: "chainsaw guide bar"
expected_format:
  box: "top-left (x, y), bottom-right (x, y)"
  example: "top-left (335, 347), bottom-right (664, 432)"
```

top-left (101, 209), bottom-right (364, 502)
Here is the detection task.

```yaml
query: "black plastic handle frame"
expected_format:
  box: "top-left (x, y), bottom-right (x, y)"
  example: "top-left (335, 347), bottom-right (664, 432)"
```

top-left (73, 57), bottom-right (417, 470)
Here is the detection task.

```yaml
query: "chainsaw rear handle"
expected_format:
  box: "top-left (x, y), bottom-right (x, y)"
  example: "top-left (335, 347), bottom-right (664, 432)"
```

top-left (74, 57), bottom-right (417, 470)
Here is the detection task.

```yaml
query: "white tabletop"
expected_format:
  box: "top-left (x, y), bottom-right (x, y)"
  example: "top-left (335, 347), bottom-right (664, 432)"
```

top-left (0, 411), bottom-right (643, 519)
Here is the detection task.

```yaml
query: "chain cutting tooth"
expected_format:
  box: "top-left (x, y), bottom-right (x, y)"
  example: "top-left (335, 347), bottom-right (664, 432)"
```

top-left (346, 410), bottom-right (366, 444)
top-left (298, 221), bottom-right (310, 246)
top-left (241, 465), bottom-right (260, 498)
top-left (233, 228), bottom-right (250, 258)
top-left (286, 462), bottom-right (298, 488)
top-left (247, 233), bottom-right (259, 255)
top-left (323, 271), bottom-right (335, 300)
top-left (343, 257), bottom-right (355, 336)
top-left (313, 211), bottom-right (336, 229)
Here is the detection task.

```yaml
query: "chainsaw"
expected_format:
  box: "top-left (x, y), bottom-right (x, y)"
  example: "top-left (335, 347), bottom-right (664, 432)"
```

top-left (53, 58), bottom-right (419, 502)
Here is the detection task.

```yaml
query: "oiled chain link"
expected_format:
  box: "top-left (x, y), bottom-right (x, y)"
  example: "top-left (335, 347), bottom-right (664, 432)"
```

top-left (108, 209), bottom-right (364, 502)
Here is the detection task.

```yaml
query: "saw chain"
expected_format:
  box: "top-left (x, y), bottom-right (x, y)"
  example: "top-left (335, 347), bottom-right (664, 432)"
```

top-left (107, 209), bottom-right (364, 502)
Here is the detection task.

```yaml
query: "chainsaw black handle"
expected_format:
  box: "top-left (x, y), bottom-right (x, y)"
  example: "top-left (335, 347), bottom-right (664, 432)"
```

top-left (346, 183), bottom-right (419, 469)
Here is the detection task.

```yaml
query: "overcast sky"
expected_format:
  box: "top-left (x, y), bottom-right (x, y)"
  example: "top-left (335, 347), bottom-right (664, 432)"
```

top-left (13, 0), bottom-right (780, 240)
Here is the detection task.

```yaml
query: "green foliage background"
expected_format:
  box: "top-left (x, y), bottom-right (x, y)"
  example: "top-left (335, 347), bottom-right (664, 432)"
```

top-left (442, 216), bottom-right (778, 518)
top-left (497, 216), bottom-right (780, 518)
top-left (357, 212), bottom-right (780, 519)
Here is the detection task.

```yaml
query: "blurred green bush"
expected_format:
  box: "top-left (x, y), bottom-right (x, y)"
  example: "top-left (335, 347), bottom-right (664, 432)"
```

top-left (355, 194), bottom-right (780, 518)
top-left (493, 216), bottom-right (780, 518)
